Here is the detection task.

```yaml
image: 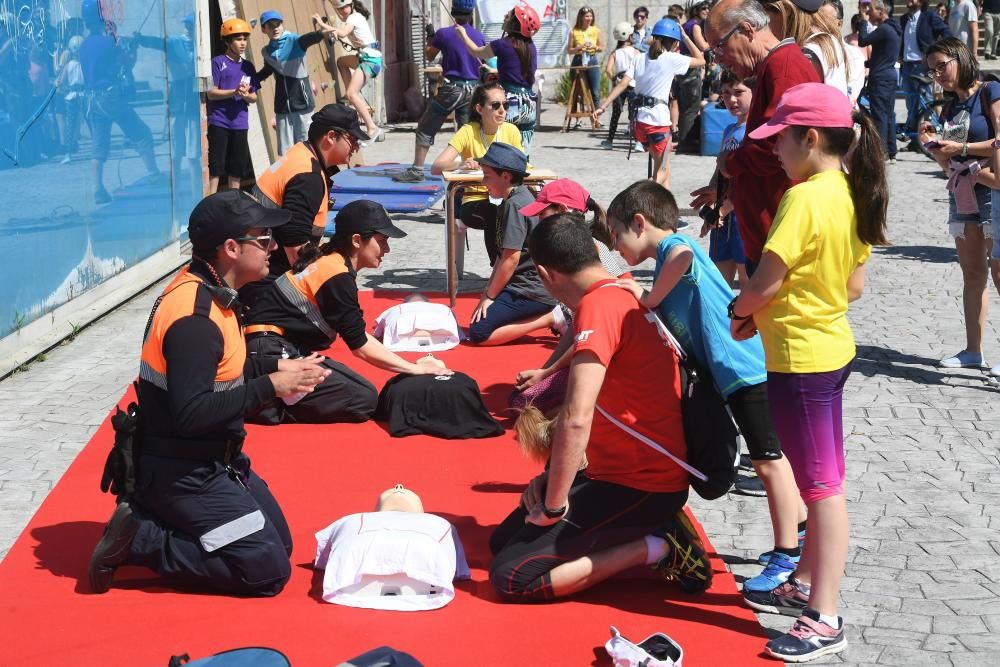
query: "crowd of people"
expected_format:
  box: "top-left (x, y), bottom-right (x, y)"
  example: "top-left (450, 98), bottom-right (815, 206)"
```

top-left (80, 0), bottom-right (1000, 664)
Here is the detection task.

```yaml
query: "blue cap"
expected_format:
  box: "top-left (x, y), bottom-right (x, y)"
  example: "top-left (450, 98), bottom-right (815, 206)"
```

top-left (651, 18), bottom-right (681, 41)
top-left (260, 10), bottom-right (283, 25)
top-left (480, 142), bottom-right (528, 175)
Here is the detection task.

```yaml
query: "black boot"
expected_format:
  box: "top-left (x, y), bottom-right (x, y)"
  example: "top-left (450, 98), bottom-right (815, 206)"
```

top-left (88, 501), bottom-right (140, 594)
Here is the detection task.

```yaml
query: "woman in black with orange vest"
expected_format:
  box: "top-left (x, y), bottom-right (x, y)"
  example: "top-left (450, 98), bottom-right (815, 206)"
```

top-left (244, 200), bottom-right (453, 425)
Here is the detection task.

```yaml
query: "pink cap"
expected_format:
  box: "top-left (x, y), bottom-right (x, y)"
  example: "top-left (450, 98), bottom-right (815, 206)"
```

top-left (519, 178), bottom-right (590, 217)
top-left (747, 83), bottom-right (854, 140)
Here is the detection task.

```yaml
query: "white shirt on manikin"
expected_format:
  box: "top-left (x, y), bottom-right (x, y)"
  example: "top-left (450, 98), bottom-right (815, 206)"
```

top-left (627, 51), bottom-right (691, 126)
top-left (373, 301), bottom-right (461, 352)
top-left (315, 511), bottom-right (471, 611)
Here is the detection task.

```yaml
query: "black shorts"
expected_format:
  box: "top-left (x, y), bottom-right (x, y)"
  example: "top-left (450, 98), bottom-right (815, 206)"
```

top-left (728, 382), bottom-right (783, 461)
top-left (207, 124), bottom-right (251, 178)
top-left (488, 472), bottom-right (688, 602)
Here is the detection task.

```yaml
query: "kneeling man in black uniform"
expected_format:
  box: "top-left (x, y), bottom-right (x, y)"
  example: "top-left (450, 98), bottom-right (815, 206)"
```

top-left (88, 190), bottom-right (330, 596)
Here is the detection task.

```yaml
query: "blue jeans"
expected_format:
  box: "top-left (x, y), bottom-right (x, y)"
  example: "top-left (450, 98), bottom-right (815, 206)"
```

top-left (900, 61), bottom-right (929, 133)
top-left (571, 54), bottom-right (601, 110)
top-left (467, 289), bottom-right (553, 344)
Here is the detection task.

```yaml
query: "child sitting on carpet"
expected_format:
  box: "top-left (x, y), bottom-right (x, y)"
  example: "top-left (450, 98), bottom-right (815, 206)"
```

top-left (607, 179), bottom-right (806, 602)
top-left (314, 484), bottom-right (470, 610)
top-left (467, 142), bottom-right (558, 345)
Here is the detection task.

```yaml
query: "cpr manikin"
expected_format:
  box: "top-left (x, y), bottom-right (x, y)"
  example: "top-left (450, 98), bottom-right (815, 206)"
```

top-left (314, 485), bottom-right (470, 610)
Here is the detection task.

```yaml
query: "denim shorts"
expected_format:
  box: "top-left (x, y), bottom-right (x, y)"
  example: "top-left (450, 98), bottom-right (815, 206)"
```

top-left (708, 216), bottom-right (746, 264)
top-left (467, 289), bottom-right (553, 344)
top-left (948, 185), bottom-right (991, 238)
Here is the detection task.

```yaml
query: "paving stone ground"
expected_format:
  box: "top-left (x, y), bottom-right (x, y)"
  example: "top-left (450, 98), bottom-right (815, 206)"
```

top-left (2, 115), bottom-right (999, 665)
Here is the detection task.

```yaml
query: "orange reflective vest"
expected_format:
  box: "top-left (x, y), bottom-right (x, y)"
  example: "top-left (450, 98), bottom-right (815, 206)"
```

top-left (255, 141), bottom-right (328, 238)
top-left (272, 251), bottom-right (352, 340)
top-left (139, 269), bottom-right (246, 393)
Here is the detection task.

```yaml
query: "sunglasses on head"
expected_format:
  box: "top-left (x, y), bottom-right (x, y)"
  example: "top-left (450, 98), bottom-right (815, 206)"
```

top-left (487, 100), bottom-right (510, 111)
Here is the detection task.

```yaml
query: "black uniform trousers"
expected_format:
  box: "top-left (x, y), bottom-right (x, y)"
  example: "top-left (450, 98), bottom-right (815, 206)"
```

top-left (867, 71), bottom-right (898, 159)
top-left (245, 332), bottom-right (378, 425)
top-left (128, 453), bottom-right (292, 596)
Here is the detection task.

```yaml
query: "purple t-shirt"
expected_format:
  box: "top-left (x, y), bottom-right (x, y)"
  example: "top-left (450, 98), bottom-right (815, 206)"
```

top-left (208, 54), bottom-right (259, 130)
top-left (490, 38), bottom-right (537, 88)
top-left (434, 25), bottom-right (485, 81)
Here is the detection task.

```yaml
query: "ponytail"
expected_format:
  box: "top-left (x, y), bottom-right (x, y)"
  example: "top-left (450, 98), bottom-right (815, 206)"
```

top-left (586, 197), bottom-right (614, 249)
top-left (847, 111), bottom-right (889, 247)
top-left (790, 114), bottom-right (889, 247)
top-left (290, 232), bottom-right (373, 274)
top-left (352, 1), bottom-right (370, 20)
top-left (514, 405), bottom-right (556, 464)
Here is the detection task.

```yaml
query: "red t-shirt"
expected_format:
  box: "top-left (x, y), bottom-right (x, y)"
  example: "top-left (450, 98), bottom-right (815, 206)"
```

top-left (727, 40), bottom-right (821, 263)
top-left (573, 281), bottom-right (687, 493)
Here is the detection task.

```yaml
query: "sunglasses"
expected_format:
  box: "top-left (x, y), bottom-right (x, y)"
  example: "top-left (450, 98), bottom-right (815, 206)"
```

top-left (232, 233), bottom-right (273, 249)
top-left (487, 100), bottom-right (510, 111)
top-left (336, 131), bottom-right (360, 151)
top-left (635, 14), bottom-right (648, 19)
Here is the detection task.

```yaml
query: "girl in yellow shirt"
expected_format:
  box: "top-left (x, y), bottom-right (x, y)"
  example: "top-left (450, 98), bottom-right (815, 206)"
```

top-left (728, 83), bottom-right (889, 663)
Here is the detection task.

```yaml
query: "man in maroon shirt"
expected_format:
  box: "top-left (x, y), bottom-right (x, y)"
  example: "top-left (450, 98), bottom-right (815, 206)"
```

top-left (695, 0), bottom-right (821, 274)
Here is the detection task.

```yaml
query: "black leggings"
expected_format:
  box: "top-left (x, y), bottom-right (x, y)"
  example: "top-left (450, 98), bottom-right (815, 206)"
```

top-left (244, 333), bottom-right (377, 425)
top-left (728, 382), bottom-right (783, 461)
top-left (459, 198), bottom-right (499, 265)
top-left (488, 472), bottom-right (688, 602)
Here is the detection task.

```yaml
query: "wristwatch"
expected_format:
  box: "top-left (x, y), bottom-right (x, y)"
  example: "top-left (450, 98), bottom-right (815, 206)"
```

top-left (727, 296), bottom-right (750, 321)
top-left (542, 504), bottom-right (568, 519)
top-left (961, 142), bottom-right (969, 158)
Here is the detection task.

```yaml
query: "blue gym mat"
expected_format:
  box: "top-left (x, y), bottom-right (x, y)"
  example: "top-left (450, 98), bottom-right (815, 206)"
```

top-left (330, 162), bottom-right (445, 194)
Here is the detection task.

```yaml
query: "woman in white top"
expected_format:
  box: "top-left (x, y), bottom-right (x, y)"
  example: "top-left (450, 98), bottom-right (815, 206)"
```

top-left (330, 1), bottom-right (383, 141)
top-left (594, 19), bottom-right (704, 188)
top-left (763, 0), bottom-right (862, 102)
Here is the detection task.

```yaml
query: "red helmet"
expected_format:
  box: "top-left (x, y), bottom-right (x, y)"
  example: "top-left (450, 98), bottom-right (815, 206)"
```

top-left (512, 3), bottom-right (540, 38)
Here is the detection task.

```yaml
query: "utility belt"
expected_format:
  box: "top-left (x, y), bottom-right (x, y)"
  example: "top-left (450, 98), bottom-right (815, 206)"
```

top-left (442, 77), bottom-right (479, 87)
top-left (142, 435), bottom-right (244, 465)
top-left (244, 323), bottom-right (286, 337)
top-left (636, 94), bottom-right (669, 109)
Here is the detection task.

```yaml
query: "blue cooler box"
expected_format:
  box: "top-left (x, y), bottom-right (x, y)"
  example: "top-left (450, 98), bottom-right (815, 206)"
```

top-left (700, 105), bottom-right (733, 156)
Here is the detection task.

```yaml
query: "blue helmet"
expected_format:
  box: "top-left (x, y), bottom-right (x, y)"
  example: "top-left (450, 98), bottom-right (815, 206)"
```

top-left (651, 18), bottom-right (681, 41)
top-left (451, 0), bottom-right (476, 16)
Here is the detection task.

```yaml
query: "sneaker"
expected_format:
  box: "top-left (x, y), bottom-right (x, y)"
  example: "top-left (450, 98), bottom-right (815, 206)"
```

top-left (886, 157), bottom-right (897, 165)
top-left (734, 474), bottom-right (767, 496)
top-left (676, 218), bottom-right (690, 231)
top-left (600, 139), bottom-right (614, 150)
top-left (633, 141), bottom-right (645, 152)
top-left (743, 551), bottom-right (797, 592)
top-left (743, 577), bottom-right (810, 616)
top-left (758, 528), bottom-right (805, 565)
top-left (393, 166), bottom-right (426, 183)
top-left (991, 363), bottom-right (1000, 377)
top-left (939, 350), bottom-right (988, 369)
top-left (652, 510), bottom-right (713, 594)
top-left (88, 501), bottom-right (140, 594)
top-left (765, 608), bottom-right (847, 662)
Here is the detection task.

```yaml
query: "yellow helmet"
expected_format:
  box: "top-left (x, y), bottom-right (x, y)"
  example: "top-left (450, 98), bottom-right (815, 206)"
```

top-left (220, 18), bottom-right (251, 38)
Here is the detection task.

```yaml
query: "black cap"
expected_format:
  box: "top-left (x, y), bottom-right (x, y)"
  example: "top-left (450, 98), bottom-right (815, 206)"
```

top-left (790, 0), bottom-right (824, 11)
top-left (188, 190), bottom-right (290, 254)
top-left (311, 103), bottom-right (370, 141)
top-left (333, 200), bottom-right (407, 239)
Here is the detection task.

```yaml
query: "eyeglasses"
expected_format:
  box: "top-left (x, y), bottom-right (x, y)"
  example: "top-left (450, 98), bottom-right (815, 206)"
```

top-left (927, 58), bottom-right (956, 77)
top-left (635, 14), bottom-right (648, 20)
top-left (711, 24), bottom-right (743, 53)
top-left (487, 100), bottom-right (510, 111)
top-left (337, 131), bottom-right (360, 152)
top-left (233, 233), bottom-right (273, 249)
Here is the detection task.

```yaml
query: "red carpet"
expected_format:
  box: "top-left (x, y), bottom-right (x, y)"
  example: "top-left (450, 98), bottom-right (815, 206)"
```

top-left (0, 291), bottom-right (771, 666)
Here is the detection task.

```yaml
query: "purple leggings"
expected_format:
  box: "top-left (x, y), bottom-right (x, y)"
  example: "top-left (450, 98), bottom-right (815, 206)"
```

top-left (766, 361), bottom-right (853, 503)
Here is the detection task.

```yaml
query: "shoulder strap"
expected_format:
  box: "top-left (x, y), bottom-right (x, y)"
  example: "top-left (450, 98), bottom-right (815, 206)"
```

top-left (594, 404), bottom-right (707, 481)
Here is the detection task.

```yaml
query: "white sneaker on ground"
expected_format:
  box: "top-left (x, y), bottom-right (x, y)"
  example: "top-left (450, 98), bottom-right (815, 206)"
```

top-left (939, 350), bottom-right (988, 369)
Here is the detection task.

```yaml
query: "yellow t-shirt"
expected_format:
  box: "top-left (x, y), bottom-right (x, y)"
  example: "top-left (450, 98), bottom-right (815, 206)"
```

top-left (447, 121), bottom-right (524, 204)
top-left (756, 170), bottom-right (872, 374)
top-left (572, 26), bottom-right (600, 55)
